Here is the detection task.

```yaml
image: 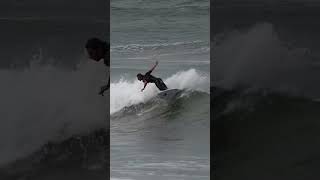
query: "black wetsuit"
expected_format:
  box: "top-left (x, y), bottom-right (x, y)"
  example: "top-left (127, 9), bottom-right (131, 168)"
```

top-left (104, 50), bottom-right (110, 89)
top-left (144, 71), bottom-right (168, 91)
top-left (98, 49), bottom-right (110, 96)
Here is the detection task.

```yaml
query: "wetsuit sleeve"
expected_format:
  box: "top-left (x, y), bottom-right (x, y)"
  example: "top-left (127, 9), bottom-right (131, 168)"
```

top-left (145, 61), bottom-right (158, 76)
top-left (104, 53), bottom-right (110, 90)
top-left (145, 70), bottom-right (152, 76)
top-left (104, 45), bottom-right (110, 67)
top-left (104, 57), bottom-right (110, 67)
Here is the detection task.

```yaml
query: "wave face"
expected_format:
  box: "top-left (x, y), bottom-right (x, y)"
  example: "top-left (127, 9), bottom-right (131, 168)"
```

top-left (212, 12), bottom-right (320, 179)
top-left (111, 90), bottom-right (210, 180)
top-left (0, 59), bottom-right (109, 179)
top-left (213, 86), bottom-right (320, 179)
top-left (0, 129), bottom-right (108, 180)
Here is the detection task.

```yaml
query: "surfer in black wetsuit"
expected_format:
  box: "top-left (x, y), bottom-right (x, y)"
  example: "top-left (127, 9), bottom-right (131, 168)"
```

top-left (85, 38), bottom-right (110, 96)
top-left (137, 61), bottom-right (168, 92)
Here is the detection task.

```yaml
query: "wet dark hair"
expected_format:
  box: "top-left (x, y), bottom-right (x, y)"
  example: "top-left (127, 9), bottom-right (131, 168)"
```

top-left (86, 38), bottom-right (110, 66)
top-left (85, 38), bottom-right (109, 50)
top-left (137, 73), bottom-right (143, 80)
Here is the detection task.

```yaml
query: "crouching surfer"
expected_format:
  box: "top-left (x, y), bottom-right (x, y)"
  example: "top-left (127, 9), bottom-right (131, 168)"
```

top-left (137, 61), bottom-right (168, 92)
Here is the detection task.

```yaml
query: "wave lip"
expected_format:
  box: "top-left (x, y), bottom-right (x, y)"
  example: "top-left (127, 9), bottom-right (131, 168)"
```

top-left (212, 22), bottom-right (320, 98)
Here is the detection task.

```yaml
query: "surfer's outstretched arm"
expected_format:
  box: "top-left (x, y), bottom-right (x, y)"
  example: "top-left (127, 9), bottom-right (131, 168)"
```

top-left (141, 81), bottom-right (148, 92)
top-left (99, 78), bottom-right (110, 96)
top-left (146, 61), bottom-right (158, 75)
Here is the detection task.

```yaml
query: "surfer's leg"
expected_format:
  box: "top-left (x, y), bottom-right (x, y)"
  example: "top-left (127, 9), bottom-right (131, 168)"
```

top-left (159, 79), bottom-right (168, 90)
top-left (155, 78), bottom-right (168, 91)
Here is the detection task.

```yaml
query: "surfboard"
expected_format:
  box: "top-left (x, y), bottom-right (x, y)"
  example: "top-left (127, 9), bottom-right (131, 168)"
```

top-left (157, 89), bottom-right (181, 100)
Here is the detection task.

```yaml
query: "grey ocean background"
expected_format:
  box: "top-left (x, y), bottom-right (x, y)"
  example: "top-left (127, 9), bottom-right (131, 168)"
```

top-left (212, 1), bottom-right (320, 179)
top-left (111, 0), bottom-right (210, 179)
top-left (0, 1), bottom-right (109, 179)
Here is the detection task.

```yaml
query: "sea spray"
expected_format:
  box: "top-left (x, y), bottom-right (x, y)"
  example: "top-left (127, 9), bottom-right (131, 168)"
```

top-left (0, 59), bottom-right (109, 165)
top-left (212, 23), bottom-right (320, 98)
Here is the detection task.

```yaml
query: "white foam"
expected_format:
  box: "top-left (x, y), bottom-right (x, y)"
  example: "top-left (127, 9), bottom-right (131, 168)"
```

top-left (212, 22), bottom-right (320, 98)
top-left (110, 69), bottom-right (209, 114)
top-left (0, 58), bottom-right (109, 165)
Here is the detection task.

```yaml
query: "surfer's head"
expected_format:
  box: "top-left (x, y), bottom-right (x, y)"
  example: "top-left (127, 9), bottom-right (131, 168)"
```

top-left (85, 38), bottom-right (108, 61)
top-left (137, 73), bottom-right (144, 81)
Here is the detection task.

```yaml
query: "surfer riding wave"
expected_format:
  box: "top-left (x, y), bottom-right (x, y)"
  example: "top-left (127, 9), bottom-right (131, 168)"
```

top-left (137, 61), bottom-right (168, 92)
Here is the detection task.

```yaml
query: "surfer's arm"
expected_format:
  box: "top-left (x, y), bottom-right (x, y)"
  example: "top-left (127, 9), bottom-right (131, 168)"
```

top-left (146, 61), bottom-right (158, 75)
top-left (104, 58), bottom-right (110, 67)
top-left (141, 81), bottom-right (148, 92)
top-left (99, 78), bottom-right (110, 96)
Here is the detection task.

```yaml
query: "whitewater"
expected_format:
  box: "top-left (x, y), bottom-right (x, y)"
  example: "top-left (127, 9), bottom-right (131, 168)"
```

top-left (110, 69), bottom-right (209, 114)
top-left (0, 58), bottom-right (109, 166)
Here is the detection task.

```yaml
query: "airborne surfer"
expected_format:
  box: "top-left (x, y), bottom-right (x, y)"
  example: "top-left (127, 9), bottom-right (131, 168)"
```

top-left (137, 61), bottom-right (168, 92)
top-left (85, 38), bottom-right (110, 96)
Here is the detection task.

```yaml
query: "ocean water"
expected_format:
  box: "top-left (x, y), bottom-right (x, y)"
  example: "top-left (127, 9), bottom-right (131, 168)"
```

top-left (212, 2), bottom-right (320, 179)
top-left (0, 4), bottom-right (109, 179)
top-left (111, 0), bottom-right (210, 179)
